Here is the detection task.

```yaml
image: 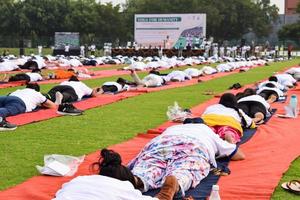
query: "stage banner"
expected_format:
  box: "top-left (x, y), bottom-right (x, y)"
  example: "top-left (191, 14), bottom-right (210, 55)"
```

top-left (54, 32), bottom-right (80, 49)
top-left (134, 14), bottom-right (206, 49)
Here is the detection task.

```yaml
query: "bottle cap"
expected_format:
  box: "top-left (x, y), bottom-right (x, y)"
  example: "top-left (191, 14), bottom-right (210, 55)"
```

top-left (212, 185), bottom-right (219, 190)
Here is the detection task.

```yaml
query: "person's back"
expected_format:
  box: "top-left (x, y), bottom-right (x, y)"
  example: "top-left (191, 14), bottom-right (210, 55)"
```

top-left (142, 74), bottom-right (165, 87)
top-left (9, 88), bottom-right (47, 112)
top-left (166, 70), bottom-right (191, 82)
top-left (258, 80), bottom-right (285, 91)
top-left (202, 104), bottom-right (241, 123)
top-left (60, 80), bottom-right (93, 100)
top-left (275, 74), bottom-right (296, 87)
top-left (159, 123), bottom-right (238, 167)
top-left (54, 175), bottom-right (156, 200)
top-left (25, 72), bottom-right (43, 82)
top-left (184, 68), bottom-right (202, 77)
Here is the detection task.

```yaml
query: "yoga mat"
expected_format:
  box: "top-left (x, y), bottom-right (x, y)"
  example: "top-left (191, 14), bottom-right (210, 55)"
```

top-left (0, 83), bottom-right (250, 200)
top-left (0, 64), bottom-right (298, 200)
top-left (143, 110), bottom-right (277, 199)
top-left (218, 88), bottom-right (300, 200)
top-left (6, 66), bottom-right (250, 126)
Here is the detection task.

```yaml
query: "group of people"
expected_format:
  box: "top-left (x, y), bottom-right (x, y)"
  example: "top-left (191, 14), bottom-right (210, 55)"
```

top-left (53, 65), bottom-right (300, 199)
top-left (0, 75), bottom-right (103, 130)
top-left (0, 52), bottom-right (297, 198)
top-left (0, 56), bottom-right (294, 132)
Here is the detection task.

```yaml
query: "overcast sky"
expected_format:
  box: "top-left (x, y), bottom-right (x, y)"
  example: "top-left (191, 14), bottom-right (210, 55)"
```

top-left (99, 0), bottom-right (285, 14)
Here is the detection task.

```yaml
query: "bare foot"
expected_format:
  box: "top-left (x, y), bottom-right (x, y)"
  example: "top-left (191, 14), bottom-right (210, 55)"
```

top-left (224, 133), bottom-right (235, 144)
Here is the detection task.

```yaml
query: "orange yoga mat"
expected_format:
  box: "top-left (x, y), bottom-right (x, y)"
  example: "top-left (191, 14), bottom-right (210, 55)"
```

top-left (1, 65), bottom-right (299, 200)
top-left (7, 68), bottom-right (241, 126)
top-left (218, 89), bottom-right (300, 200)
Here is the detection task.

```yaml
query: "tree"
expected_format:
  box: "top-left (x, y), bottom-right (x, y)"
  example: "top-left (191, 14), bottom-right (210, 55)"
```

top-left (278, 2), bottom-right (300, 42)
top-left (122, 0), bottom-right (278, 41)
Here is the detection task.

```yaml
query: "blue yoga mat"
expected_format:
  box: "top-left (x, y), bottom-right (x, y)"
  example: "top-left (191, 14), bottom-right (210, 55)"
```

top-left (144, 110), bottom-right (276, 199)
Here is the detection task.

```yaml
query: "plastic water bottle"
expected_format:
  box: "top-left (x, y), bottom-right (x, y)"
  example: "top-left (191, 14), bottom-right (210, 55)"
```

top-left (289, 94), bottom-right (298, 118)
top-left (208, 185), bottom-right (221, 200)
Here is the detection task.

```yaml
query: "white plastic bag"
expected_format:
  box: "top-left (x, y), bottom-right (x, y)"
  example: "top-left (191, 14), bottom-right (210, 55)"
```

top-left (166, 102), bottom-right (192, 122)
top-left (36, 154), bottom-right (85, 176)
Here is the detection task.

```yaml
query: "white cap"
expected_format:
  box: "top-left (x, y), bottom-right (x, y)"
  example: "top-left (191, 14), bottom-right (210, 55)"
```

top-left (212, 185), bottom-right (219, 190)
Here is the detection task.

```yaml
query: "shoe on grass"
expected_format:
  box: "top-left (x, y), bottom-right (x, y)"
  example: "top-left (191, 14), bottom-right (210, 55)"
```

top-left (0, 117), bottom-right (17, 131)
top-left (57, 103), bottom-right (83, 116)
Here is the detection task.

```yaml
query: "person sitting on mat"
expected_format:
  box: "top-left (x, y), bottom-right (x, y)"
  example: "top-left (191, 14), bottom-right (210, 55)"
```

top-left (56, 124), bottom-right (245, 200)
top-left (236, 88), bottom-right (271, 125)
top-left (46, 76), bottom-right (101, 115)
top-left (201, 93), bottom-right (255, 144)
top-left (0, 83), bottom-right (56, 131)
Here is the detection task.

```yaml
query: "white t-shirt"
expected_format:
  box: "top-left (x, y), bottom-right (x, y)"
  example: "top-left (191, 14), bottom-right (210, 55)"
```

top-left (238, 95), bottom-right (270, 113)
top-left (0, 61), bottom-right (19, 72)
top-left (143, 74), bottom-right (164, 87)
top-left (184, 68), bottom-right (202, 77)
top-left (60, 81), bottom-right (93, 100)
top-left (54, 175), bottom-right (157, 200)
top-left (90, 45), bottom-right (96, 51)
top-left (216, 63), bottom-right (231, 72)
top-left (69, 59), bottom-right (82, 67)
top-left (257, 86), bottom-right (284, 97)
top-left (102, 81), bottom-right (123, 92)
top-left (25, 72), bottom-right (43, 82)
top-left (275, 74), bottom-right (296, 87)
top-left (286, 67), bottom-right (300, 75)
top-left (258, 81), bottom-right (285, 91)
top-left (161, 124), bottom-right (237, 167)
top-left (201, 66), bottom-right (217, 75)
top-left (166, 70), bottom-right (192, 82)
top-left (32, 59), bottom-right (46, 69)
top-left (65, 45), bottom-right (70, 52)
top-left (202, 104), bottom-right (241, 122)
top-left (10, 88), bottom-right (47, 112)
top-left (202, 104), bottom-right (253, 128)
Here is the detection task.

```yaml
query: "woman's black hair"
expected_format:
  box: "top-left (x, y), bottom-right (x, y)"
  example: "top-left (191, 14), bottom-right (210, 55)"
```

top-left (219, 93), bottom-right (238, 109)
top-left (265, 82), bottom-right (276, 88)
top-left (31, 68), bottom-right (41, 73)
top-left (91, 149), bottom-right (138, 189)
top-left (220, 93), bottom-right (248, 127)
top-left (243, 88), bottom-right (256, 97)
top-left (116, 77), bottom-right (126, 86)
top-left (68, 75), bottom-right (79, 82)
top-left (268, 76), bottom-right (278, 82)
top-left (26, 83), bottom-right (40, 92)
top-left (235, 92), bottom-right (244, 100)
top-left (149, 70), bottom-right (160, 75)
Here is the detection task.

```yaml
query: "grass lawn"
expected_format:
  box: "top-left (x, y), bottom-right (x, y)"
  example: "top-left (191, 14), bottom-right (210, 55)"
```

top-left (0, 59), bottom-right (299, 199)
top-left (0, 48), bottom-right (53, 56)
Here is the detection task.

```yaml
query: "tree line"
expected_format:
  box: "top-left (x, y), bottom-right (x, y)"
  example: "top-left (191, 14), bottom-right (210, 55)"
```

top-left (278, 3), bottom-right (300, 43)
top-left (0, 0), bottom-right (279, 47)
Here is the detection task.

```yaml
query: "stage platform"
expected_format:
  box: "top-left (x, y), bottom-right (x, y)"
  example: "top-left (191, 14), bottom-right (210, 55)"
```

top-left (53, 49), bottom-right (80, 56)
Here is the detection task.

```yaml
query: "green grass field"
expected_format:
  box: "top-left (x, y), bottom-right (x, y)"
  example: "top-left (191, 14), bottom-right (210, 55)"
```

top-left (0, 59), bottom-right (299, 199)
